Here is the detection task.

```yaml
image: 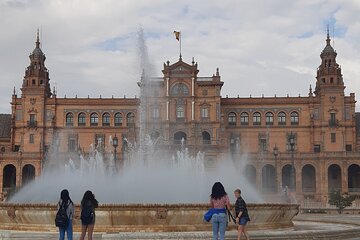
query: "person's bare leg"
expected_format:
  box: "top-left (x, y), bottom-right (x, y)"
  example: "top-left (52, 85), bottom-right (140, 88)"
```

top-left (79, 225), bottom-right (87, 240)
top-left (242, 225), bottom-right (250, 240)
top-left (237, 225), bottom-right (243, 240)
top-left (87, 224), bottom-right (94, 240)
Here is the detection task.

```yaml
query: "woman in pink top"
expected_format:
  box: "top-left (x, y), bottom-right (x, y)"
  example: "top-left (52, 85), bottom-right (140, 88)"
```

top-left (210, 182), bottom-right (231, 240)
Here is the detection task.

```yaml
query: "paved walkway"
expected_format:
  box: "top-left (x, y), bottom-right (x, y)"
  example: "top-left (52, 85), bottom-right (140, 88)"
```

top-left (1, 214), bottom-right (360, 239)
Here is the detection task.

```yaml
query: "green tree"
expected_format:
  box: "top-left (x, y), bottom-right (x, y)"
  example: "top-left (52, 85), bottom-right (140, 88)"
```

top-left (328, 190), bottom-right (356, 214)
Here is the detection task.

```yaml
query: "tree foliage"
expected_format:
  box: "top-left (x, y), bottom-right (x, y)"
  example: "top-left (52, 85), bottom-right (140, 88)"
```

top-left (328, 190), bottom-right (356, 214)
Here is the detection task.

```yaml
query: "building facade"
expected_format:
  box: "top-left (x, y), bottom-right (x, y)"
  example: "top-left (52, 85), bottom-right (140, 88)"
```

top-left (0, 31), bottom-right (360, 204)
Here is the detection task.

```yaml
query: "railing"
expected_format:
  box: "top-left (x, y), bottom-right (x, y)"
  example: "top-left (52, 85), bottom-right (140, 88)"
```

top-left (349, 188), bottom-right (360, 192)
top-left (302, 187), bottom-right (316, 193)
top-left (328, 119), bottom-right (340, 128)
top-left (197, 77), bottom-right (213, 81)
top-left (27, 121), bottom-right (37, 128)
top-left (202, 140), bottom-right (211, 145)
top-left (174, 140), bottom-right (186, 145)
top-left (301, 201), bottom-right (360, 209)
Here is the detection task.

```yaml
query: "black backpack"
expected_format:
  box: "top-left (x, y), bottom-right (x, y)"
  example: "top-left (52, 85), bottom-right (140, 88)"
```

top-left (55, 202), bottom-right (69, 228)
top-left (80, 206), bottom-right (94, 225)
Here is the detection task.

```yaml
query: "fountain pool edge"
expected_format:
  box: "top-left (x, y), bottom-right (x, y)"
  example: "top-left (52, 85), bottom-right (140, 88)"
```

top-left (0, 203), bottom-right (299, 232)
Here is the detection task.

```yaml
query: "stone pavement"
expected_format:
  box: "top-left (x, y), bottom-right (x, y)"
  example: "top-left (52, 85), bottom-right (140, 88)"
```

top-left (1, 214), bottom-right (360, 239)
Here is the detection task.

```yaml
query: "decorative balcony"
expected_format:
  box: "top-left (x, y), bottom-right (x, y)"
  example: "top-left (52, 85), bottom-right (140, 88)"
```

top-left (328, 119), bottom-right (340, 128)
top-left (27, 121), bottom-right (37, 128)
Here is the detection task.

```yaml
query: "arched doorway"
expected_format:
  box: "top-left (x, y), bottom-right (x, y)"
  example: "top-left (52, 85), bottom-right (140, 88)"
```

top-left (202, 131), bottom-right (211, 144)
top-left (262, 164), bottom-right (276, 193)
top-left (174, 131), bottom-right (187, 144)
top-left (244, 165), bottom-right (256, 185)
top-left (348, 164), bottom-right (360, 192)
top-left (22, 164), bottom-right (35, 185)
top-left (282, 164), bottom-right (296, 191)
top-left (3, 164), bottom-right (16, 192)
top-left (302, 164), bottom-right (316, 192)
top-left (328, 164), bottom-right (342, 192)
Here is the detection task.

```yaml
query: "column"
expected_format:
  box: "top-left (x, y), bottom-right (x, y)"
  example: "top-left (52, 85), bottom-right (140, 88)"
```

top-left (191, 77), bottom-right (195, 97)
top-left (342, 161), bottom-right (348, 193)
top-left (166, 78), bottom-right (169, 97)
top-left (166, 101), bottom-right (169, 121)
top-left (191, 101), bottom-right (195, 121)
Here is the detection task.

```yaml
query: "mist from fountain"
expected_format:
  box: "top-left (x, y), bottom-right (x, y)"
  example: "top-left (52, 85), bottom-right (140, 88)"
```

top-left (9, 28), bottom-right (263, 204)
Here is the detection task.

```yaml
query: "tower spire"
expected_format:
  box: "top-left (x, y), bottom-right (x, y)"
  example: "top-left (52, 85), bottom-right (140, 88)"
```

top-left (326, 24), bottom-right (331, 46)
top-left (36, 28), bottom-right (40, 48)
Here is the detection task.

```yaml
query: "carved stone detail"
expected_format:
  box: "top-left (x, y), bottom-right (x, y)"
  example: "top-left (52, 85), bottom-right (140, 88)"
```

top-left (155, 208), bottom-right (168, 219)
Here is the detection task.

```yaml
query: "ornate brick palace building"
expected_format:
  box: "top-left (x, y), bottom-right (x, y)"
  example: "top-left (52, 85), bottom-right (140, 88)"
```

top-left (0, 31), bottom-right (360, 204)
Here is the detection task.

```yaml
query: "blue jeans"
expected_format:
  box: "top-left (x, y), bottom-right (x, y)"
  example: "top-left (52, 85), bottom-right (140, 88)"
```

top-left (211, 213), bottom-right (227, 240)
top-left (59, 219), bottom-right (73, 240)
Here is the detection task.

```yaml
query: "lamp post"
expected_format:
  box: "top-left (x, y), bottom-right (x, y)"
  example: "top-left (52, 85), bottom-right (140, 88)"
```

top-left (289, 132), bottom-right (296, 192)
top-left (113, 134), bottom-right (118, 164)
top-left (273, 145), bottom-right (279, 193)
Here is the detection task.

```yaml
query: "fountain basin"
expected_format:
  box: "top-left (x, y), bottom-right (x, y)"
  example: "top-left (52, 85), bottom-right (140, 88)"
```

top-left (0, 203), bottom-right (298, 232)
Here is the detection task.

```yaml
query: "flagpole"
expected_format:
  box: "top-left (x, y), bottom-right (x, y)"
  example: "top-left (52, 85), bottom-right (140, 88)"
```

top-left (180, 32), bottom-right (182, 59)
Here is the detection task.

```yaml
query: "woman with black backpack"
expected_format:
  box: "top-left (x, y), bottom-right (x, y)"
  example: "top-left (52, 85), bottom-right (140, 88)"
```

top-left (79, 190), bottom-right (99, 240)
top-left (56, 189), bottom-right (74, 240)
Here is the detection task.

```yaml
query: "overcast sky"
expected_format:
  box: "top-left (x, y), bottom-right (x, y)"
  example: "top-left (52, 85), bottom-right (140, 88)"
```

top-left (1, 0), bottom-right (360, 113)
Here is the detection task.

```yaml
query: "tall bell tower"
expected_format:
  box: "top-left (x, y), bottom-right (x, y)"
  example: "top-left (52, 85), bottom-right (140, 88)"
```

top-left (314, 28), bottom-right (347, 152)
top-left (16, 30), bottom-right (52, 154)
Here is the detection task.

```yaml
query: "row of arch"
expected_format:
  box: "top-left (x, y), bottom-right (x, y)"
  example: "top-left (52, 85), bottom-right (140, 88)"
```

top-left (228, 111), bottom-right (299, 126)
top-left (65, 112), bottom-right (135, 127)
top-left (3, 164), bottom-right (35, 190)
top-left (244, 163), bottom-right (360, 193)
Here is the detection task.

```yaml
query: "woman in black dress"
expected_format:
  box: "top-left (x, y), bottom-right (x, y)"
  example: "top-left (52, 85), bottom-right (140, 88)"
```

top-left (79, 190), bottom-right (98, 240)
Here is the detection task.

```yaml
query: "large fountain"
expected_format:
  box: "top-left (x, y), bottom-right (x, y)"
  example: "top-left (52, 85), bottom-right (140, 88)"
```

top-left (0, 28), bottom-right (299, 234)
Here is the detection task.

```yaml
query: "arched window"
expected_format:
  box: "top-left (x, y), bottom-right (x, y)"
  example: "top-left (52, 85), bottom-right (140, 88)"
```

top-left (348, 164), bottom-right (360, 192)
top-left (90, 113), bottom-right (98, 126)
top-left (176, 106), bottom-right (184, 119)
top-left (114, 113), bottom-right (122, 126)
top-left (328, 164), bottom-right (341, 192)
top-left (244, 165), bottom-right (256, 185)
top-left (278, 112), bottom-right (286, 125)
top-left (291, 112), bottom-right (299, 125)
top-left (253, 112), bottom-right (261, 125)
top-left (282, 164), bottom-right (296, 191)
top-left (265, 112), bottom-right (274, 125)
top-left (240, 112), bottom-right (249, 125)
top-left (302, 164), bottom-right (316, 193)
top-left (228, 112), bottom-right (236, 126)
top-left (65, 113), bottom-right (74, 126)
top-left (171, 83), bottom-right (189, 96)
top-left (262, 164), bottom-right (276, 193)
top-left (127, 112), bottom-right (135, 126)
top-left (202, 131), bottom-right (211, 144)
top-left (3, 164), bottom-right (16, 191)
top-left (174, 131), bottom-right (187, 144)
top-left (78, 113), bottom-right (86, 126)
top-left (102, 113), bottom-right (110, 126)
top-left (22, 164), bottom-right (35, 185)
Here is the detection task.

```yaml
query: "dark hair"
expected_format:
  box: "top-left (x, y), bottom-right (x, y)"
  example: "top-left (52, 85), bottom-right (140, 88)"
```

top-left (81, 190), bottom-right (98, 208)
top-left (60, 189), bottom-right (73, 204)
top-left (211, 182), bottom-right (227, 200)
top-left (234, 189), bottom-right (241, 194)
